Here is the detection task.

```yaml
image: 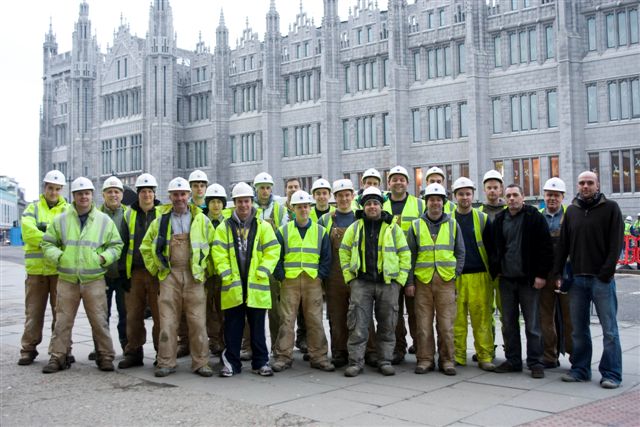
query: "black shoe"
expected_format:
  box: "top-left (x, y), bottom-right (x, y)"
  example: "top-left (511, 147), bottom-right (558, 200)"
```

top-left (88, 351), bottom-right (97, 361)
top-left (332, 357), bottom-right (348, 368)
top-left (391, 352), bottom-right (405, 365)
top-left (303, 353), bottom-right (310, 362)
top-left (472, 353), bottom-right (478, 362)
top-left (408, 345), bottom-right (416, 354)
top-left (531, 366), bottom-right (545, 379)
top-left (494, 361), bottom-right (522, 373)
top-left (364, 353), bottom-right (379, 368)
top-left (18, 351), bottom-right (38, 366)
top-left (118, 355), bottom-right (144, 369)
top-left (542, 360), bottom-right (559, 369)
top-left (67, 354), bottom-right (75, 364)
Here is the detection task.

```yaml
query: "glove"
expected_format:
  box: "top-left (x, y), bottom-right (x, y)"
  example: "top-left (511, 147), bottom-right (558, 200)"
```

top-left (36, 222), bottom-right (48, 232)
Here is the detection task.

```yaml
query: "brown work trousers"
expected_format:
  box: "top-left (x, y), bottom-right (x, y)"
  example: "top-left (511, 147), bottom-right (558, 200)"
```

top-left (274, 272), bottom-right (329, 365)
top-left (156, 234), bottom-right (208, 371)
top-left (20, 274), bottom-right (58, 357)
top-left (205, 275), bottom-right (224, 352)
top-left (123, 268), bottom-right (159, 355)
top-left (540, 276), bottom-right (572, 364)
top-left (49, 279), bottom-right (115, 362)
top-left (325, 225), bottom-right (350, 360)
top-left (414, 272), bottom-right (457, 369)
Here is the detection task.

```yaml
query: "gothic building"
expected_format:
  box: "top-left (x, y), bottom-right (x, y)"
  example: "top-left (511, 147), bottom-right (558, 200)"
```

top-left (40, 0), bottom-right (640, 212)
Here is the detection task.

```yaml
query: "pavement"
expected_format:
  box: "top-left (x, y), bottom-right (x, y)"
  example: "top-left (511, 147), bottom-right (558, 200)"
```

top-left (1, 245), bottom-right (639, 426)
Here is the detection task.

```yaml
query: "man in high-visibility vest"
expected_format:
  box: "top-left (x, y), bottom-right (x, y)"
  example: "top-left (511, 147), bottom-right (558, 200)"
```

top-left (538, 177), bottom-right (572, 369)
top-left (118, 173), bottom-right (162, 369)
top-left (479, 170), bottom-right (506, 221)
top-left (382, 165), bottom-right (424, 364)
top-left (318, 179), bottom-right (357, 368)
top-left (339, 187), bottom-right (411, 377)
top-left (310, 178), bottom-right (336, 222)
top-left (40, 177), bottom-right (124, 373)
top-left (450, 178), bottom-right (495, 371)
top-left (353, 168), bottom-right (383, 209)
top-left (271, 190), bottom-right (334, 372)
top-left (424, 166), bottom-right (456, 215)
top-left (406, 183), bottom-right (465, 376)
top-left (140, 177), bottom-right (215, 378)
top-left (18, 170), bottom-right (68, 366)
top-left (212, 182), bottom-right (280, 377)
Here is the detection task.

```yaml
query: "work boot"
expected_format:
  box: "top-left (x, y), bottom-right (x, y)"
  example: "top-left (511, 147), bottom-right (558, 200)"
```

top-left (154, 367), bottom-right (176, 377)
top-left (67, 354), bottom-right (76, 364)
top-left (494, 361), bottom-right (522, 373)
top-left (271, 359), bottom-right (292, 372)
top-left (364, 353), bottom-right (378, 368)
top-left (414, 363), bottom-right (435, 374)
top-left (210, 344), bottom-right (224, 357)
top-left (391, 351), bottom-right (405, 365)
top-left (478, 362), bottom-right (496, 371)
top-left (42, 357), bottom-right (68, 374)
top-left (97, 359), bottom-right (115, 372)
top-left (440, 365), bottom-right (457, 376)
top-left (176, 346), bottom-right (190, 358)
top-left (379, 364), bottom-right (395, 376)
top-left (196, 365), bottom-right (214, 377)
top-left (530, 366), bottom-right (545, 379)
top-left (331, 356), bottom-right (348, 368)
top-left (18, 351), bottom-right (38, 366)
top-left (408, 345), bottom-right (416, 354)
top-left (344, 365), bottom-right (363, 377)
top-left (118, 352), bottom-right (144, 369)
top-left (310, 360), bottom-right (335, 372)
top-left (88, 351), bottom-right (97, 361)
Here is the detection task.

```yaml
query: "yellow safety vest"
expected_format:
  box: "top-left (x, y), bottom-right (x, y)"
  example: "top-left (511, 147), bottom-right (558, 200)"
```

top-left (453, 208), bottom-right (489, 271)
top-left (309, 206), bottom-right (336, 223)
top-left (280, 220), bottom-right (325, 280)
top-left (383, 194), bottom-right (425, 235)
top-left (411, 217), bottom-right (458, 283)
top-left (21, 194), bottom-right (68, 275)
top-left (254, 199), bottom-right (285, 229)
top-left (123, 205), bottom-right (164, 279)
top-left (211, 217), bottom-right (280, 310)
top-left (41, 204), bottom-right (124, 284)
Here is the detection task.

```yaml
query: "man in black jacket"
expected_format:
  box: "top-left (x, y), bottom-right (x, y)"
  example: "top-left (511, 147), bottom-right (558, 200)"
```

top-left (491, 184), bottom-right (552, 378)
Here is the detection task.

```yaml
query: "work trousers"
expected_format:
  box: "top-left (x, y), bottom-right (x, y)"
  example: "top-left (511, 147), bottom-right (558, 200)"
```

top-left (454, 271), bottom-right (494, 364)
top-left (123, 268), bottom-right (159, 356)
top-left (414, 272), bottom-right (456, 369)
top-left (98, 276), bottom-right (127, 351)
top-left (222, 303), bottom-right (268, 373)
top-left (205, 275), bottom-right (224, 352)
top-left (326, 225), bottom-right (349, 360)
top-left (539, 275), bottom-right (572, 364)
top-left (20, 274), bottom-right (58, 357)
top-left (49, 279), bottom-right (114, 363)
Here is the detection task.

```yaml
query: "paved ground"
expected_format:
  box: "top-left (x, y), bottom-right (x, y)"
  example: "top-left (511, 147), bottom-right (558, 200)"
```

top-left (1, 246), bottom-right (639, 426)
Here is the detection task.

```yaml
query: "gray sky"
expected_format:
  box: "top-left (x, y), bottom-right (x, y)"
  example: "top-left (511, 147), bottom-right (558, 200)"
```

top-left (0, 0), bottom-right (356, 201)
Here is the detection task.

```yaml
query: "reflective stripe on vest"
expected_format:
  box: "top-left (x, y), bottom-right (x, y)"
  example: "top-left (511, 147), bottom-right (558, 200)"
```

top-left (413, 218), bottom-right (457, 283)
top-left (282, 221), bottom-right (323, 279)
top-left (383, 195), bottom-right (423, 234)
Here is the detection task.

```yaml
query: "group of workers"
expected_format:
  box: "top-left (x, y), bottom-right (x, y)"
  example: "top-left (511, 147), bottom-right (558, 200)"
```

top-left (18, 164), bottom-right (624, 388)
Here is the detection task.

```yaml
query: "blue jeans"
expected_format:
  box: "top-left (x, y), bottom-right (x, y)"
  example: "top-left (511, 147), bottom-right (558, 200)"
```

top-left (222, 304), bottom-right (268, 373)
top-left (499, 277), bottom-right (543, 369)
top-left (569, 276), bottom-right (622, 384)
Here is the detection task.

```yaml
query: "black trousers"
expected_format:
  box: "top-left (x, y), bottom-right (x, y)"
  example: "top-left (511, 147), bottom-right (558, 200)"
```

top-left (222, 303), bottom-right (268, 372)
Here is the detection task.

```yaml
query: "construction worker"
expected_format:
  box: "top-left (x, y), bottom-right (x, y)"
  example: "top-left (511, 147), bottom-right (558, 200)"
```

top-left (383, 165), bottom-right (424, 363)
top-left (41, 177), bottom-right (124, 373)
top-left (202, 183), bottom-right (229, 356)
top-left (406, 183), bottom-right (465, 376)
top-left (212, 182), bottom-right (280, 377)
top-left (87, 176), bottom-right (129, 361)
top-left (451, 178), bottom-right (495, 371)
top-left (339, 187), bottom-right (411, 377)
top-left (424, 166), bottom-right (456, 215)
top-left (318, 179), bottom-right (357, 367)
top-left (18, 170), bottom-right (68, 366)
top-left (118, 173), bottom-right (162, 369)
top-left (271, 190), bottom-right (334, 372)
top-left (283, 177), bottom-right (301, 220)
top-left (632, 213), bottom-right (640, 236)
top-left (480, 170), bottom-right (506, 221)
top-left (539, 177), bottom-right (572, 369)
top-left (310, 178), bottom-right (336, 222)
top-left (353, 168), bottom-right (383, 209)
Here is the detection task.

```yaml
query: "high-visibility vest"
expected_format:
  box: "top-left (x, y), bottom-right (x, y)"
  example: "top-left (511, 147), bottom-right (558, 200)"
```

top-left (411, 216), bottom-right (458, 283)
top-left (255, 199), bottom-right (285, 229)
top-left (383, 194), bottom-right (425, 235)
top-left (310, 206), bottom-right (336, 223)
top-left (41, 204), bottom-right (124, 284)
top-left (124, 205), bottom-right (164, 279)
top-left (211, 218), bottom-right (280, 310)
top-left (279, 220), bottom-right (326, 280)
top-left (139, 204), bottom-right (215, 283)
top-left (453, 208), bottom-right (489, 271)
top-left (318, 209), bottom-right (355, 231)
top-left (339, 219), bottom-right (411, 285)
top-left (443, 199), bottom-right (457, 215)
top-left (21, 194), bottom-right (67, 275)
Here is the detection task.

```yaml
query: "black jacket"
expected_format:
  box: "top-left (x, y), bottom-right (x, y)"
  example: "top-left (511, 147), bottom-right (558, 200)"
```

top-left (491, 204), bottom-right (553, 284)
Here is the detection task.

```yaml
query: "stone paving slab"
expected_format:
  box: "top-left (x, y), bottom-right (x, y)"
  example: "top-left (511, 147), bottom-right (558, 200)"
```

top-left (461, 404), bottom-right (550, 426)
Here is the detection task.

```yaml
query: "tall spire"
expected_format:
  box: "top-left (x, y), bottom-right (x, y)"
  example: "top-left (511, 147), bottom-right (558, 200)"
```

top-left (218, 8), bottom-right (225, 27)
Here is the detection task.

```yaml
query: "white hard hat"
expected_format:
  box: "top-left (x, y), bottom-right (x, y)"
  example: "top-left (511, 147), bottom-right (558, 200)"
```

top-left (188, 169), bottom-right (209, 184)
top-left (483, 169), bottom-right (503, 184)
top-left (543, 177), bottom-right (566, 193)
top-left (388, 165), bottom-right (409, 181)
top-left (135, 173), bottom-right (158, 189)
top-left (70, 177), bottom-right (95, 193)
top-left (332, 179), bottom-right (355, 194)
top-left (231, 182), bottom-right (254, 199)
top-left (425, 166), bottom-right (445, 181)
top-left (362, 168), bottom-right (382, 182)
top-left (167, 177), bottom-right (191, 192)
top-left (102, 176), bottom-right (124, 191)
top-left (452, 177), bottom-right (475, 193)
top-left (626, 216), bottom-right (633, 222)
top-left (360, 186), bottom-right (384, 204)
top-left (424, 183), bottom-right (447, 199)
top-left (43, 170), bottom-right (66, 186)
top-left (311, 178), bottom-right (332, 194)
top-left (205, 183), bottom-right (227, 199)
top-left (290, 190), bottom-right (314, 205)
top-left (253, 172), bottom-right (274, 187)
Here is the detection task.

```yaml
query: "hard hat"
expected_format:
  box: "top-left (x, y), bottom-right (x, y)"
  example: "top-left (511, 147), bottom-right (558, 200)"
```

top-left (205, 183), bottom-right (227, 199)
top-left (625, 216), bottom-right (633, 222)
top-left (102, 176), bottom-right (124, 191)
top-left (483, 169), bottom-right (503, 184)
top-left (425, 166), bottom-right (445, 181)
top-left (43, 170), bottom-right (66, 186)
top-left (362, 168), bottom-right (382, 182)
top-left (188, 169), bottom-right (209, 184)
top-left (231, 182), bottom-right (254, 199)
top-left (167, 177), bottom-right (191, 192)
top-left (452, 177), bottom-right (475, 193)
top-left (543, 177), bottom-right (566, 193)
top-left (360, 186), bottom-right (384, 205)
top-left (332, 179), bottom-right (354, 194)
top-left (70, 177), bottom-right (95, 193)
top-left (253, 172), bottom-right (274, 187)
top-left (311, 178), bottom-right (332, 194)
top-left (388, 165), bottom-right (409, 181)
top-left (424, 183), bottom-right (447, 199)
top-left (290, 190), bottom-right (314, 206)
top-left (135, 173), bottom-right (158, 189)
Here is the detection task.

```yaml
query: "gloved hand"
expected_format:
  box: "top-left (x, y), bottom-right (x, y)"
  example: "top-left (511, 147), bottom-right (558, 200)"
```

top-left (36, 222), bottom-right (48, 232)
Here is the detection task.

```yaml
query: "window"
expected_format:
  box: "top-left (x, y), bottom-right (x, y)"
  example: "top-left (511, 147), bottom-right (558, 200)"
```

top-left (428, 11), bottom-right (434, 29)
top-left (428, 49), bottom-right (436, 78)
top-left (549, 155), bottom-right (560, 178)
top-left (607, 14), bottom-right (616, 48)
top-left (631, 9), bottom-right (639, 44)
top-left (512, 157), bottom-right (541, 196)
top-left (383, 58), bottom-right (389, 87)
top-left (367, 26), bottom-right (373, 43)
top-left (547, 90), bottom-right (557, 128)
top-left (428, 105), bottom-right (452, 140)
top-left (509, 33), bottom-right (518, 64)
top-left (296, 44), bottom-right (301, 59)
top-left (457, 43), bottom-right (465, 74)
top-left (519, 31), bottom-right (527, 63)
top-left (459, 102), bottom-right (468, 137)
top-left (316, 123), bottom-right (322, 153)
top-left (304, 42), bottom-right (309, 57)
top-left (414, 51), bottom-right (421, 81)
top-left (357, 29), bottom-right (362, 45)
top-left (101, 140), bottom-right (112, 175)
top-left (492, 98), bottom-right (502, 133)
top-left (529, 29), bottom-right (537, 61)
top-left (439, 8), bottom-right (445, 27)
top-left (282, 128), bottom-right (289, 157)
top-left (632, 78), bottom-right (640, 117)
top-left (117, 60), bottom-right (120, 79)
top-left (230, 136), bottom-right (236, 163)
top-left (545, 26), bottom-right (554, 59)
top-left (609, 81), bottom-right (619, 120)
top-left (511, 0), bottom-right (518, 10)
top-left (124, 58), bottom-right (128, 78)
top-left (426, 46), bottom-right (450, 78)
top-left (511, 93), bottom-right (537, 131)
top-left (610, 150), bottom-right (635, 193)
top-left (116, 137), bottom-right (127, 173)
top-left (609, 78), bottom-right (640, 120)
top-left (618, 11), bottom-right (627, 46)
top-left (412, 109), bottom-right (421, 142)
top-left (587, 84), bottom-right (598, 123)
top-left (587, 17), bottom-right (597, 51)
top-left (130, 134), bottom-right (142, 171)
top-left (342, 119), bottom-right (349, 150)
top-left (444, 46), bottom-right (452, 76)
top-left (494, 35), bottom-right (502, 67)
top-left (383, 113), bottom-right (390, 146)
top-left (194, 140), bottom-right (208, 167)
top-left (344, 65), bottom-right (350, 93)
top-left (588, 152), bottom-right (600, 176)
